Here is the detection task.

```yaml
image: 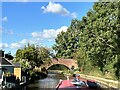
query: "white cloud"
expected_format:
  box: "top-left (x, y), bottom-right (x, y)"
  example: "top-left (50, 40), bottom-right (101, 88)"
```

top-left (41, 2), bottom-right (77, 18)
top-left (10, 39), bottom-right (30, 49)
top-left (20, 39), bottom-right (28, 44)
top-left (31, 26), bottom-right (68, 40)
top-left (10, 43), bottom-right (21, 49)
top-left (71, 12), bottom-right (77, 18)
top-left (41, 2), bottom-right (69, 16)
top-left (0, 43), bottom-right (9, 49)
top-left (2, 17), bottom-right (8, 22)
top-left (20, 39), bottom-right (37, 45)
top-left (31, 32), bottom-right (40, 38)
top-left (9, 38), bottom-right (42, 49)
top-left (0, 39), bottom-right (36, 50)
top-left (2, 26), bottom-right (68, 50)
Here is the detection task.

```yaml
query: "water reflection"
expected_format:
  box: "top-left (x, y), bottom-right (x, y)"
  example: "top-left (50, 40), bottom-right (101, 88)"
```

top-left (25, 73), bottom-right (65, 89)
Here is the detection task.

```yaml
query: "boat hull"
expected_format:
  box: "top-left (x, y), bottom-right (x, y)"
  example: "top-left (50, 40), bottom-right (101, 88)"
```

top-left (56, 79), bottom-right (100, 90)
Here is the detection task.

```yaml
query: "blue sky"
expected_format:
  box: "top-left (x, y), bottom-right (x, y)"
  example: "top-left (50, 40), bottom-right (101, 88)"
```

top-left (1, 2), bottom-right (94, 55)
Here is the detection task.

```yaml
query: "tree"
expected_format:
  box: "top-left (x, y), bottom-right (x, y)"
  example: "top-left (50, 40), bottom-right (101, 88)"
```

top-left (53, 1), bottom-right (120, 79)
top-left (53, 19), bottom-right (82, 58)
top-left (14, 44), bottom-right (51, 71)
top-left (12, 58), bottom-right (31, 71)
top-left (5, 52), bottom-right (14, 60)
top-left (84, 2), bottom-right (118, 72)
top-left (35, 47), bottom-right (51, 66)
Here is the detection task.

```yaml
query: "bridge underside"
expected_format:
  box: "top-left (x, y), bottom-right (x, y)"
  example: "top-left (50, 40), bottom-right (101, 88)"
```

top-left (47, 64), bottom-right (70, 70)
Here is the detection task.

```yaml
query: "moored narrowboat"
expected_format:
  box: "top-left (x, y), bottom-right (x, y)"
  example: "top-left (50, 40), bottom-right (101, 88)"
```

top-left (56, 74), bottom-right (100, 90)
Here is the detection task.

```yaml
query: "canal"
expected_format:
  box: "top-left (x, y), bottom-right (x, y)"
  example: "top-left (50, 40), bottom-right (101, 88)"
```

top-left (21, 72), bottom-right (109, 90)
top-left (24, 73), bottom-right (66, 89)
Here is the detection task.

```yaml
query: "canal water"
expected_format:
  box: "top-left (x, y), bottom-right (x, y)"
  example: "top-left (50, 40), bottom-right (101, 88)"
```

top-left (21, 72), bottom-right (107, 90)
top-left (24, 73), bottom-right (66, 89)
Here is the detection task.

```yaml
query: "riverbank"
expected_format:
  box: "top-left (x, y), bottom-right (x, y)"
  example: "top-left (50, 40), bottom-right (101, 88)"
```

top-left (79, 74), bottom-right (120, 89)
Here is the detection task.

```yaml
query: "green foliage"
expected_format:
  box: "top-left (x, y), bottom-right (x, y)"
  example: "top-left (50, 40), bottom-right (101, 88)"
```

top-left (12, 58), bottom-right (31, 71)
top-left (82, 2), bottom-right (119, 75)
top-left (14, 44), bottom-right (51, 71)
top-left (53, 2), bottom-right (120, 79)
top-left (53, 19), bottom-right (81, 58)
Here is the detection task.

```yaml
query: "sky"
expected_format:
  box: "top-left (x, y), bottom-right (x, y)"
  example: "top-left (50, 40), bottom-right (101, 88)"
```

top-left (1, 1), bottom-right (94, 55)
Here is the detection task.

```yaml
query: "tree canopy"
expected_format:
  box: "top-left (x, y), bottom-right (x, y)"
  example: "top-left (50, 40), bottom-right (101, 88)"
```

top-left (13, 44), bottom-right (51, 71)
top-left (53, 2), bottom-right (120, 79)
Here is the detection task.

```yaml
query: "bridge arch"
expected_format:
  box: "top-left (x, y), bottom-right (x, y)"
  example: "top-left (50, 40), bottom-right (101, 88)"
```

top-left (47, 64), bottom-right (70, 70)
top-left (46, 59), bottom-right (78, 70)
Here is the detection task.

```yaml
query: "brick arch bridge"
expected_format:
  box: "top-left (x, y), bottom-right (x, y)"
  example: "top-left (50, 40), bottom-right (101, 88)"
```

top-left (46, 59), bottom-right (78, 70)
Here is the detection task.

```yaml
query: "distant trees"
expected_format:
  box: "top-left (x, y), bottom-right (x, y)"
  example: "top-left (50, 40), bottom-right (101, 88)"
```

top-left (13, 44), bottom-right (51, 71)
top-left (5, 52), bottom-right (14, 60)
top-left (0, 50), bottom-right (14, 60)
top-left (53, 2), bottom-right (120, 79)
